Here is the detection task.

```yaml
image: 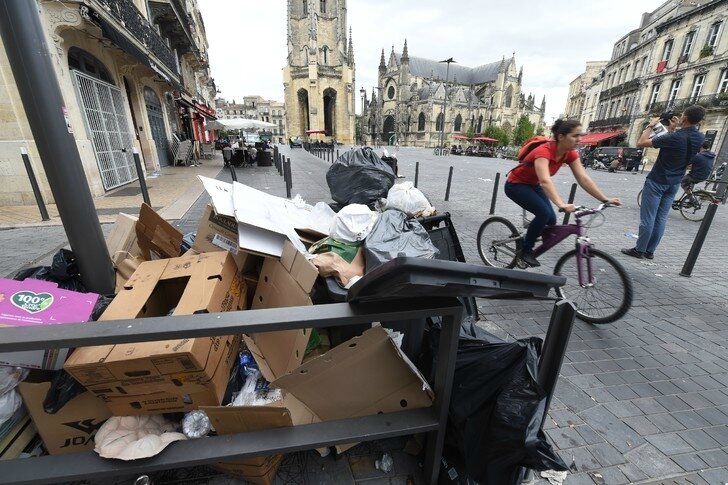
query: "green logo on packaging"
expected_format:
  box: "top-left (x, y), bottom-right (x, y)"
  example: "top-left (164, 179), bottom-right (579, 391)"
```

top-left (11, 291), bottom-right (54, 314)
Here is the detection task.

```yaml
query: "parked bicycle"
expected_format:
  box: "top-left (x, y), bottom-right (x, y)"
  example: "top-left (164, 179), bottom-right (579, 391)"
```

top-left (637, 183), bottom-right (717, 222)
top-left (477, 203), bottom-right (633, 324)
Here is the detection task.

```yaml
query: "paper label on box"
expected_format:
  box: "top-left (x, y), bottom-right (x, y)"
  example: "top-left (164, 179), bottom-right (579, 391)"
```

top-left (67, 366), bottom-right (116, 386)
top-left (212, 234), bottom-right (239, 254)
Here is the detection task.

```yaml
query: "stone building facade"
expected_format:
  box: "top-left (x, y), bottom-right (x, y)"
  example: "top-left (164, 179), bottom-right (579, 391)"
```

top-left (0, 0), bottom-right (217, 206)
top-left (282, 0), bottom-right (356, 144)
top-left (570, 0), bottom-right (728, 156)
top-left (565, 61), bottom-right (608, 128)
top-left (361, 43), bottom-right (546, 147)
top-left (215, 96), bottom-right (288, 143)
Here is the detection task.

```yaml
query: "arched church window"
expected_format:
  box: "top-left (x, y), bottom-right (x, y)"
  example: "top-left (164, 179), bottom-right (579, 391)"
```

top-left (303, 0), bottom-right (307, 15)
top-left (436, 113), bottom-right (444, 131)
top-left (477, 115), bottom-right (483, 133)
top-left (322, 47), bottom-right (328, 65)
top-left (388, 85), bottom-right (395, 99)
top-left (418, 112), bottom-right (425, 131)
top-left (454, 114), bottom-right (462, 132)
top-left (320, 0), bottom-right (326, 13)
top-left (505, 86), bottom-right (513, 108)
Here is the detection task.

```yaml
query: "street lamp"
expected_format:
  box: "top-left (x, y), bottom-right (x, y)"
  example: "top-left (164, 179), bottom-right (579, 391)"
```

top-left (360, 87), bottom-right (366, 145)
top-left (437, 58), bottom-right (456, 150)
top-left (373, 85), bottom-right (383, 146)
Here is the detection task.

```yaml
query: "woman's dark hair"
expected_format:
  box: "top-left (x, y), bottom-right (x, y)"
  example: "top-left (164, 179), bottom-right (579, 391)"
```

top-left (551, 119), bottom-right (582, 140)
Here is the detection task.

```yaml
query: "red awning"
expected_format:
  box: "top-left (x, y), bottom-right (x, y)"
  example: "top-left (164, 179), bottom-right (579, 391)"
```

top-left (578, 131), bottom-right (625, 146)
top-left (305, 129), bottom-right (327, 134)
top-left (474, 136), bottom-right (498, 142)
top-left (452, 134), bottom-right (470, 140)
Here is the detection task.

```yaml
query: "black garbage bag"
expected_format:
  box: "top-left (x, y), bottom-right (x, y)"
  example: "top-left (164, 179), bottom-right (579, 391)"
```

top-left (43, 370), bottom-right (85, 414)
top-left (14, 249), bottom-right (86, 293)
top-left (363, 210), bottom-right (438, 271)
top-left (429, 324), bottom-right (567, 484)
top-left (91, 295), bottom-right (114, 321)
top-left (326, 147), bottom-right (395, 206)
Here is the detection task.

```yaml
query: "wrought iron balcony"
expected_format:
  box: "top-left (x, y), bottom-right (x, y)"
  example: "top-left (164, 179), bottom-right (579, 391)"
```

top-left (148, 0), bottom-right (201, 59)
top-left (93, 0), bottom-right (179, 76)
top-left (588, 115), bottom-right (631, 129)
top-left (599, 78), bottom-right (642, 101)
top-left (644, 94), bottom-right (728, 114)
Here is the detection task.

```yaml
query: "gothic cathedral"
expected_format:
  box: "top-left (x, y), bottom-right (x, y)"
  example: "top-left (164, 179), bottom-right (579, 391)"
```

top-left (283, 0), bottom-right (356, 144)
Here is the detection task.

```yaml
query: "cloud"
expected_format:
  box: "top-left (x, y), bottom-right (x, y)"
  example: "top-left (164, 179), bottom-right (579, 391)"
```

top-left (198, 0), bottom-right (665, 122)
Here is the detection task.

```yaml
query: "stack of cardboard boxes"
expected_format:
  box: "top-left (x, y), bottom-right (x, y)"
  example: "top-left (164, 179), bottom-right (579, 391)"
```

top-left (4, 185), bottom-right (435, 484)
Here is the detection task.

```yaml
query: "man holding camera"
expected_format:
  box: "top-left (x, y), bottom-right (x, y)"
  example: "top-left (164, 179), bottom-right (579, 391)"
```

top-left (622, 105), bottom-right (705, 260)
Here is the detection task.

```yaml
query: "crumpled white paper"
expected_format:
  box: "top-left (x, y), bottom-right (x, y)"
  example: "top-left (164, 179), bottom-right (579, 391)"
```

top-left (94, 415), bottom-right (186, 460)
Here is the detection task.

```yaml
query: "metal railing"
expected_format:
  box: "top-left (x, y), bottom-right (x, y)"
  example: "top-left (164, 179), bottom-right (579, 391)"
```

top-left (94, 0), bottom-right (179, 75)
top-left (645, 93), bottom-right (728, 114)
top-left (599, 78), bottom-right (641, 101)
top-left (589, 115), bottom-right (631, 129)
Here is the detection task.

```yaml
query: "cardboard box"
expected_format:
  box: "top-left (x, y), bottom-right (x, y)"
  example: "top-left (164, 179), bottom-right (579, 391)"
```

top-left (243, 241), bottom-right (318, 382)
top-left (106, 213), bottom-right (142, 266)
top-left (193, 204), bottom-right (263, 274)
top-left (135, 203), bottom-right (183, 260)
top-left (0, 415), bottom-right (35, 460)
top-left (17, 381), bottom-right (112, 455)
top-left (0, 278), bottom-right (99, 369)
top-left (213, 454), bottom-right (282, 485)
top-left (64, 252), bottom-right (244, 414)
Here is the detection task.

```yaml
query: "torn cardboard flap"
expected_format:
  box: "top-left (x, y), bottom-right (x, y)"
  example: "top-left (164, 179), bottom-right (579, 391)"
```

top-left (136, 203), bottom-right (183, 260)
top-left (244, 242), bottom-right (318, 382)
top-left (272, 326), bottom-right (434, 423)
top-left (198, 176), bottom-right (235, 217)
top-left (106, 213), bottom-right (142, 265)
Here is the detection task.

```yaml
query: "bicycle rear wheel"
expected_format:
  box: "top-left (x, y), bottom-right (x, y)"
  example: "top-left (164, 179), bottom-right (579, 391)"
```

top-left (477, 217), bottom-right (520, 269)
top-left (679, 190), bottom-right (716, 222)
top-left (554, 248), bottom-right (633, 324)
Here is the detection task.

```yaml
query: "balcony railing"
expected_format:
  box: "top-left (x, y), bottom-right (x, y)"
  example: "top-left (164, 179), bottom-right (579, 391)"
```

top-left (599, 78), bottom-right (642, 101)
top-left (94, 0), bottom-right (179, 76)
top-left (645, 93), bottom-right (728, 114)
top-left (589, 115), bottom-right (631, 129)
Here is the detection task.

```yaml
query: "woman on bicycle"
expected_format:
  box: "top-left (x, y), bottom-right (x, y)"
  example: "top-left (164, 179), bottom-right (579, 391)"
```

top-left (505, 119), bottom-right (621, 267)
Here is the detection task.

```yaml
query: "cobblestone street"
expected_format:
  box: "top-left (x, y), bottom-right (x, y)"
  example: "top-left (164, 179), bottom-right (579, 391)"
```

top-left (3, 146), bottom-right (728, 484)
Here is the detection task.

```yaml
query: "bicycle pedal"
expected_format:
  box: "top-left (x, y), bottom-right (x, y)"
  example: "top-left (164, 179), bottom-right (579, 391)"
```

top-left (516, 260), bottom-right (530, 270)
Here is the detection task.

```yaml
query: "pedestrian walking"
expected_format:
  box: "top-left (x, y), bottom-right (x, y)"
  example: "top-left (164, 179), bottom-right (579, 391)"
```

top-left (622, 105), bottom-right (706, 260)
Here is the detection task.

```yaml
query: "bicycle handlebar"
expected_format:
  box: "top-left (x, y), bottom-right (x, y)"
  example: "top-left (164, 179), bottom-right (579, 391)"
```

top-left (557, 202), bottom-right (615, 217)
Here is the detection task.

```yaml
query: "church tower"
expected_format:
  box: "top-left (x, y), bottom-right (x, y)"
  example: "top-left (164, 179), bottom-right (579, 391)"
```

top-left (283, 0), bottom-right (356, 144)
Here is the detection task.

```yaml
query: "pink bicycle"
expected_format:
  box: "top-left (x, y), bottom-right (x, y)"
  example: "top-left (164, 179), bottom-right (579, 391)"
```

top-left (477, 203), bottom-right (633, 324)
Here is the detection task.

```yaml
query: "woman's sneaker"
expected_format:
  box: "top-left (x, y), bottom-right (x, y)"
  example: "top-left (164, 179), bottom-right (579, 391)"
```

top-left (517, 250), bottom-right (541, 268)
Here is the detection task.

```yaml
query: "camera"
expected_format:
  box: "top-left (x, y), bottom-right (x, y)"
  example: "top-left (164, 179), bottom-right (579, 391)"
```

top-left (659, 112), bottom-right (678, 125)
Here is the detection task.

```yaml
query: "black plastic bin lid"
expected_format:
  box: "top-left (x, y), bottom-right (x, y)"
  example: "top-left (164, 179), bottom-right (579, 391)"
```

top-left (347, 257), bottom-right (566, 303)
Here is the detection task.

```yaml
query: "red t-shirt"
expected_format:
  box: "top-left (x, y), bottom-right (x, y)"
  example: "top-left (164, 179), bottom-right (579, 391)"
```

top-left (507, 141), bottom-right (579, 185)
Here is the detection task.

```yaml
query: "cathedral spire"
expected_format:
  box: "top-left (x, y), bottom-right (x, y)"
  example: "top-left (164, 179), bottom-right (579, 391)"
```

top-left (402, 38), bottom-right (409, 62)
top-left (541, 95), bottom-right (546, 110)
top-left (379, 48), bottom-right (386, 73)
top-left (347, 27), bottom-right (354, 66)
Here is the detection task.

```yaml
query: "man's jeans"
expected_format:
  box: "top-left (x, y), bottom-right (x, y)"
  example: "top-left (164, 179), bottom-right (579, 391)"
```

top-left (637, 178), bottom-right (680, 254)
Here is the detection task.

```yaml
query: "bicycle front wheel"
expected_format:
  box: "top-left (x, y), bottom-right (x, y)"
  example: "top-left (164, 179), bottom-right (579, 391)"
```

top-left (679, 190), bottom-right (716, 222)
top-left (554, 248), bottom-right (633, 324)
top-left (637, 189), bottom-right (642, 208)
top-left (477, 217), bottom-right (521, 269)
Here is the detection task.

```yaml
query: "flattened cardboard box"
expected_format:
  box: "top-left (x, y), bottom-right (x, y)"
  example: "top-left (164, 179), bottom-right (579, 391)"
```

top-left (106, 213), bottom-right (141, 266)
top-left (194, 204), bottom-right (263, 274)
top-left (65, 252), bottom-right (244, 414)
top-left (18, 381), bottom-right (111, 455)
top-left (213, 454), bottom-right (282, 485)
top-left (136, 203), bottom-right (183, 260)
top-left (243, 241), bottom-right (318, 382)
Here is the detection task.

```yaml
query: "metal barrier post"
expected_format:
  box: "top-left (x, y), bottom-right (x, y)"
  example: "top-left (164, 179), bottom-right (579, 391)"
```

top-left (19, 148), bottom-right (50, 221)
top-left (444, 166), bottom-right (454, 201)
top-left (336, 149), bottom-right (339, 160)
top-left (229, 164), bottom-right (238, 182)
top-left (489, 172), bottom-right (501, 215)
top-left (285, 157), bottom-right (292, 198)
top-left (562, 183), bottom-right (578, 224)
top-left (131, 149), bottom-right (151, 207)
top-left (414, 162), bottom-right (420, 188)
top-left (679, 200), bottom-right (721, 277)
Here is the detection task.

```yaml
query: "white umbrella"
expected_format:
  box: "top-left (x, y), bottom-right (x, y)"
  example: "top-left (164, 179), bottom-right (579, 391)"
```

top-left (207, 118), bottom-right (277, 131)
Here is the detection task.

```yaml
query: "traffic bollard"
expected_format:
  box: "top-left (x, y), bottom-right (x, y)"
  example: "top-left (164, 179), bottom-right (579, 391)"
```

top-left (414, 162), bottom-right (420, 188)
top-left (489, 172), bottom-right (501, 215)
top-left (131, 149), bottom-right (151, 207)
top-left (336, 149), bottom-right (339, 161)
top-left (285, 157), bottom-right (292, 199)
top-left (20, 147), bottom-right (50, 221)
top-left (444, 166), bottom-right (454, 201)
top-left (562, 183), bottom-right (578, 224)
top-left (229, 164), bottom-right (238, 182)
top-left (680, 201), bottom-right (721, 277)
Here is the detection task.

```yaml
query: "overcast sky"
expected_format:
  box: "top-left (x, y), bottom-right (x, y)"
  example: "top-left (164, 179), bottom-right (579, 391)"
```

top-left (199, 0), bottom-right (666, 123)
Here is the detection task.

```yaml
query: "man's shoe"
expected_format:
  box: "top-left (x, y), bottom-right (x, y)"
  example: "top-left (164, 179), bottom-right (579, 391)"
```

top-left (644, 252), bottom-right (654, 260)
top-left (517, 251), bottom-right (541, 268)
top-left (621, 247), bottom-right (644, 259)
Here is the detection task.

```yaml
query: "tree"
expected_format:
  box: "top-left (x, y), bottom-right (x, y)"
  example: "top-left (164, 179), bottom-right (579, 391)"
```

top-left (513, 115), bottom-right (536, 145)
top-left (465, 126), bottom-right (475, 139)
top-left (536, 125), bottom-right (545, 136)
top-left (483, 125), bottom-right (510, 146)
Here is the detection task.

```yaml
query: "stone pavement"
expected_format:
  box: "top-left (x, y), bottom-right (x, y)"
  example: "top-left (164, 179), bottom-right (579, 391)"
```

top-left (5, 145), bottom-right (728, 484)
top-left (0, 160), bottom-right (221, 228)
